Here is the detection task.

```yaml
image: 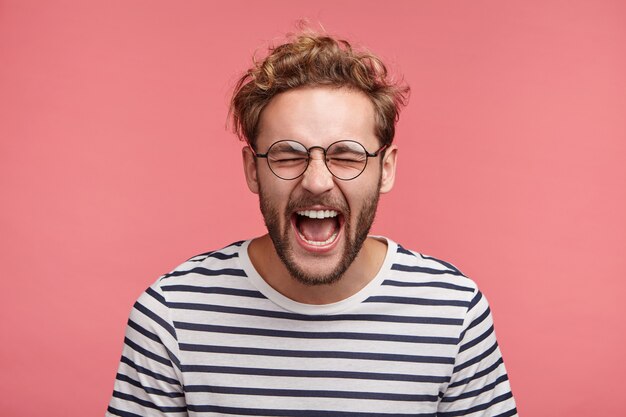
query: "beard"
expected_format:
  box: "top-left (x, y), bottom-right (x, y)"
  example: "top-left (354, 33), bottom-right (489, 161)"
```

top-left (258, 180), bottom-right (381, 287)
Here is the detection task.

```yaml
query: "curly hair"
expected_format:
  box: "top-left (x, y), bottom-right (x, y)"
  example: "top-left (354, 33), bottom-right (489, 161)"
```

top-left (230, 31), bottom-right (410, 148)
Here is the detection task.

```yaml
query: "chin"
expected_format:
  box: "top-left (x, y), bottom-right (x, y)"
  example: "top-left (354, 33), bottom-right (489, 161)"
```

top-left (276, 230), bottom-right (365, 287)
top-left (281, 257), bottom-right (349, 286)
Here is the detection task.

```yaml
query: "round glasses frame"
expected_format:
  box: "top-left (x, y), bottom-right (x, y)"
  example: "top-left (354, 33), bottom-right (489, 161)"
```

top-left (253, 140), bottom-right (388, 181)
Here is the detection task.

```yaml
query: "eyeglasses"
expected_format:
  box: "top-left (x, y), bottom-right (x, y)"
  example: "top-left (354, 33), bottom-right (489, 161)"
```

top-left (253, 140), bottom-right (388, 181)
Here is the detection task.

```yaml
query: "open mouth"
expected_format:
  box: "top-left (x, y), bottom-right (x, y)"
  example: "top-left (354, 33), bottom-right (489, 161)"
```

top-left (292, 209), bottom-right (343, 248)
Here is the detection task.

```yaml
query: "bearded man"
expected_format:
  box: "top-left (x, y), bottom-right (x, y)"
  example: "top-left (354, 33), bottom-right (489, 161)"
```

top-left (107, 31), bottom-right (517, 417)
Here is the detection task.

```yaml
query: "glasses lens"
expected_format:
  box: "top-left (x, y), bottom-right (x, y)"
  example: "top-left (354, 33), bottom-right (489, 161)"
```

top-left (326, 141), bottom-right (368, 180)
top-left (267, 141), bottom-right (309, 179)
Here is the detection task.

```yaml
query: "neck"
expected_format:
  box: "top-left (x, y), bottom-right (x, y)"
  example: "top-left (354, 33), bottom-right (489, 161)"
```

top-left (247, 234), bottom-right (388, 304)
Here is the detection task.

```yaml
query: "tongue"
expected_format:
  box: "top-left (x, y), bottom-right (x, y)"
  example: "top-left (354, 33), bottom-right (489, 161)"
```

top-left (298, 217), bottom-right (337, 242)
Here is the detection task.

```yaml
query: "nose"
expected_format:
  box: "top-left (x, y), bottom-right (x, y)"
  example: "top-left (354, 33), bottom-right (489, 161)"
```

top-left (300, 150), bottom-right (334, 194)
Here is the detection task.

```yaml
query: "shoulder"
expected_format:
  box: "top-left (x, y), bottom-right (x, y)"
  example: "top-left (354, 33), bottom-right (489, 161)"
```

top-left (149, 240), bottom-right (248, 294)
top-left (127, 240), bottom-right (250, 331)
top-left (385, 240), bottom-right (480, 305)
top-left (161, 240), bottom-right (245, 278)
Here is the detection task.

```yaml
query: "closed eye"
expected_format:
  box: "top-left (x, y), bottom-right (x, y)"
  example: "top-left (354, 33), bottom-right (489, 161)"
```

top-left (272, 156), bottom-right (307, 162)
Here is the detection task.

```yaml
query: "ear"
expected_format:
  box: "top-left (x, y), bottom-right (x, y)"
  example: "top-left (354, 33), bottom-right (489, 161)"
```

top-left (379, 144), bottom-right (397, 194)
top-left (242, 146), bottom-right (259, 194)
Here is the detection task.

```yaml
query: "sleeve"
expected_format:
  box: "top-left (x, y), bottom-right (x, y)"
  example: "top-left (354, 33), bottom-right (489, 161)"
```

top-left (437, 290), bottom-right (518, 417)
top-left (106, 282), bottom-right (188, 417)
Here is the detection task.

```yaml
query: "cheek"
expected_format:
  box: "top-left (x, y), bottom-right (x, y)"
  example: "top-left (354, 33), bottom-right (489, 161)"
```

top-left (260, 183), bottom-right (293, 217)
top-left (341, 181), bottom-right (374, 209)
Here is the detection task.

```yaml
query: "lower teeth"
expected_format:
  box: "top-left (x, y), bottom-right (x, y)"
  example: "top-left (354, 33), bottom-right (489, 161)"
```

top-left (299, 231), bottom-right (338, 246)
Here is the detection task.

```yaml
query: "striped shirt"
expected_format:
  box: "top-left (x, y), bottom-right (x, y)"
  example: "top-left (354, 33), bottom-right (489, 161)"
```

top-left (107, 238), bottom-right (517, 417)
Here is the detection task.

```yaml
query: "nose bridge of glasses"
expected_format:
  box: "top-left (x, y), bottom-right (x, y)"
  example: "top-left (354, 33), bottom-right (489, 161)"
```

top-left (306, 148), bottom-right (330, 176)
top-left (301, 146), bottom-right (335, 183)
top-left (300, 147), bottom-right (335, 190)
top-left (307, 145), bottom-right (327, 161)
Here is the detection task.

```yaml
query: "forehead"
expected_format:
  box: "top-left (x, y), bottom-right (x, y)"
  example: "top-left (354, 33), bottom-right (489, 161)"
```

top-left (256, 87), bottom-right (378, 149)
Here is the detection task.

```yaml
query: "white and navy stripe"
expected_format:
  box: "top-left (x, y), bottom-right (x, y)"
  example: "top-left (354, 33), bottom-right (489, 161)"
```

top-left (107, 238), bottom-right (516, 416)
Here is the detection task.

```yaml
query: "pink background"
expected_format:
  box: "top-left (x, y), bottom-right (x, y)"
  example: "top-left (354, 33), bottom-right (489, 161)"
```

top-left (1, 1), bottom-right (625, 416)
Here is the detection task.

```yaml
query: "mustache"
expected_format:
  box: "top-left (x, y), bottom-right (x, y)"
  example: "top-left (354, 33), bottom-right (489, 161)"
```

top-left (286, 194), bottom-right (350, 215)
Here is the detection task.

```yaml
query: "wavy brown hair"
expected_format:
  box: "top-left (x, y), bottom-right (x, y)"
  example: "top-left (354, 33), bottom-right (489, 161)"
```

top-left (230, 31), bottom-right (410, 148)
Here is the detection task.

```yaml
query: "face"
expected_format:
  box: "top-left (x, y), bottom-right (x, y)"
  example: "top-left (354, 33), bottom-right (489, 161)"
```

top-left (243, 87), bottom-right (397, 285)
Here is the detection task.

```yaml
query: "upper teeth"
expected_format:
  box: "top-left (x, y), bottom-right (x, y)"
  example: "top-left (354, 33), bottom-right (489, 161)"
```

top-left (297, 210), bottom-right (338, 219)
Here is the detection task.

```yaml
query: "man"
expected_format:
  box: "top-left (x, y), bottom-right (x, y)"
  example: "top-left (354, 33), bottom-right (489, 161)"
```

top-left (107, 32), bottom-right (517, 416)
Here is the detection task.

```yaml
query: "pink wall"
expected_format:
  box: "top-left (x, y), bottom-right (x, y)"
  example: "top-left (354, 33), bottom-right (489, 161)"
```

top-left (1, 1), bottom-right (625, 415)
